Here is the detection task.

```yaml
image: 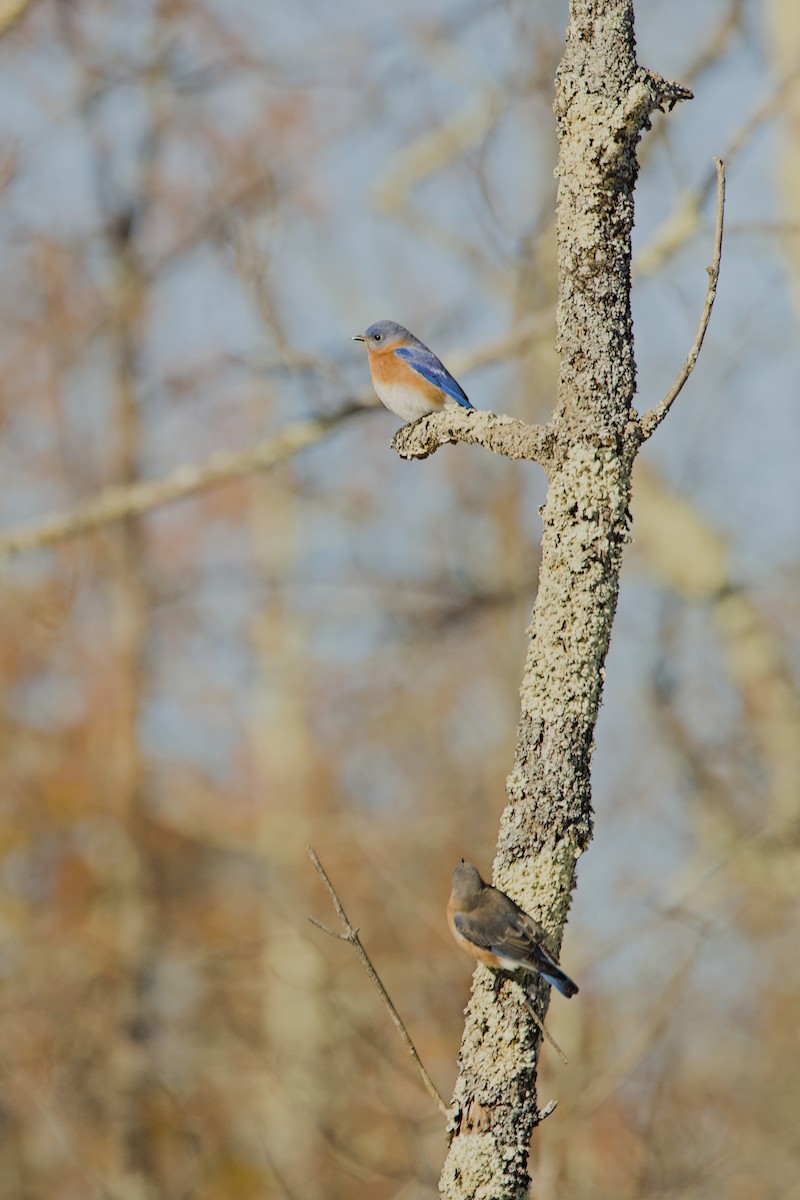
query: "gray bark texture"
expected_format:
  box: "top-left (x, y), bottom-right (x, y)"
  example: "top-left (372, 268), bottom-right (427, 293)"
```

top-left (395, 3), bottom-right (693, 1197)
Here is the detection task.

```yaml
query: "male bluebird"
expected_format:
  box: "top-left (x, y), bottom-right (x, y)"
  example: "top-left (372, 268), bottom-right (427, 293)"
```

top-left (352, 320), bottom-right (474, 422)
top-left (448, 861), bottom-right (579, 998)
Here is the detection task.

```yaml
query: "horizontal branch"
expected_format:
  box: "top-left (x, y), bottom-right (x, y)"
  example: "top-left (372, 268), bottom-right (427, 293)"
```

top-left (392, 408), bottom-right (554, 466)
top-left (306, 847), bottom-right (448, 1118)
top-left (640, 158), bottom-right (726, 441)
top-left (0, 316), bottom-right (555, 562)
top-left (0, 407), bottom-right (363, 560)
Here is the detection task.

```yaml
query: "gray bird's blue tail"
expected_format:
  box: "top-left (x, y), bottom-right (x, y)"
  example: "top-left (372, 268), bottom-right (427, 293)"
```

top-left (540, 963), bottom-right (579, 998)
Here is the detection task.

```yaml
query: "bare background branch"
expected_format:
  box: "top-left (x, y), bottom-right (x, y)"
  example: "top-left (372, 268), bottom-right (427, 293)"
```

top-left (307, 848), bottom-right (449, 1117)
top-left (0, 0), bottom-right (36, 37)
top-left (0, 412), bottom-right (362, 558)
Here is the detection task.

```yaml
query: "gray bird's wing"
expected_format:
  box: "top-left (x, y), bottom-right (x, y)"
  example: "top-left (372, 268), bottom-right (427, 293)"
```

top-left (455, 892), bottom-right (558, 969)
top-left (503, 910), bottom-right (561, 970)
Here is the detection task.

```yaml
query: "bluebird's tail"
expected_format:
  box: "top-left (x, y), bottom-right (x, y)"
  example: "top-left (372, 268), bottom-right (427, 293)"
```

top-left (540, 963), bottom-right (579, 999)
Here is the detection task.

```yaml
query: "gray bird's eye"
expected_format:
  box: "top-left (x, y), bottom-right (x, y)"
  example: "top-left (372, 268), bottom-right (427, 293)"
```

top-left (373, 332), bottom-right (381, 342)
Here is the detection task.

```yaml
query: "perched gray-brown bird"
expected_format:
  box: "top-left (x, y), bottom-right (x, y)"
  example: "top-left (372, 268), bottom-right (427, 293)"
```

top-left (448, 861), bottom-right (578, 998)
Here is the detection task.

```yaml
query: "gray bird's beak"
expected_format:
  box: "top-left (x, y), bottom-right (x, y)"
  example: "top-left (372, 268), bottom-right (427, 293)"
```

top-left (351, 333), bottom-right (365, 342)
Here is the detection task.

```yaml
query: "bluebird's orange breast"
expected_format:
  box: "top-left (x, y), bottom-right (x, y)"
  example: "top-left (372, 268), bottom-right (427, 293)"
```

top-left (368, 345), bottom-right (447, 421)
top-left (447, 895), bottom-right (503, 970)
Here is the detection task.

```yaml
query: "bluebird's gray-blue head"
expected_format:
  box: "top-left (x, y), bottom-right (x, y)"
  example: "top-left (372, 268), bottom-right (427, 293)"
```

top-left (451, 860), bottom-right (485, 908)
top-left (351, 320), bottom-right (415, 350)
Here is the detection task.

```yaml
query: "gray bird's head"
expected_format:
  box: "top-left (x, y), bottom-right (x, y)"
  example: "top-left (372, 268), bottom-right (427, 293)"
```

top-left (351, 320), bottom-right (414, 351)
top-left (451, 860), bottom-right (486, 909)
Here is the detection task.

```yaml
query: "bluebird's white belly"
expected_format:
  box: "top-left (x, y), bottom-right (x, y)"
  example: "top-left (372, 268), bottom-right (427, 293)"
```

top-left (373, 378), bottom-right (443, 421)
top-left (494, 953), bottom-right (523, 972)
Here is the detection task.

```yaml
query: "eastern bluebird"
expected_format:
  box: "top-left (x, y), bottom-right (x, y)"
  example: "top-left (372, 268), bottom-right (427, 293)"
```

top-left (352, 320), bottom-right (474, 422)
top-left (448, 861), bottom-right (579, 998)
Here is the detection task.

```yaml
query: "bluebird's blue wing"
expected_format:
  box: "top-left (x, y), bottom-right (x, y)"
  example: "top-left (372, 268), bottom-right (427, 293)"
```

top-left (394, 345), bottom-right (473, 409)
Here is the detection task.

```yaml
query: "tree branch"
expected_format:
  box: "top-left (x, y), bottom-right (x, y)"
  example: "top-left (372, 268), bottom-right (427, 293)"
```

top-left (306, 847), bottom-right (449, 1119)
top-left (518, 988), bottom-right (568, 1065)
top-left (0, 316), bottom-right (555, 563)
top-left (640, 158), bottom-right (726, 441)
top-left (391, 408), bottom-right (554, 467)
top-left (0, 0), bottom-right (37, 37)
top-left (0, 409), bottom-right (363, 560)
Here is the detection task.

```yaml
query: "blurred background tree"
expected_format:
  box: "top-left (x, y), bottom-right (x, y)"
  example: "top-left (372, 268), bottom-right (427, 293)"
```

top-left (0, 1), bottom-right (797, 1198)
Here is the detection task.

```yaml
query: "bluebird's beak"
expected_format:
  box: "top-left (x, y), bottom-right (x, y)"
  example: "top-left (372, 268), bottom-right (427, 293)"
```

top-left (351, 333), bottom-right (365, 342)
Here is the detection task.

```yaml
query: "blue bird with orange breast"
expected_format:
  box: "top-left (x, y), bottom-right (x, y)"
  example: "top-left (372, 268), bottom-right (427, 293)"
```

top-left (352, 320), bottom-right (474, 423)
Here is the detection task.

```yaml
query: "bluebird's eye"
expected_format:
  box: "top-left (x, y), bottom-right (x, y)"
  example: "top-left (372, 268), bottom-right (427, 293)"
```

top-left (373, 332), bottom-right (381, 342)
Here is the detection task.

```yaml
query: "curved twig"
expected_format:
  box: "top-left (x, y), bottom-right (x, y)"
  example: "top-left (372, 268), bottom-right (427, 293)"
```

top-left (640, 158), bottom-right (726, 441)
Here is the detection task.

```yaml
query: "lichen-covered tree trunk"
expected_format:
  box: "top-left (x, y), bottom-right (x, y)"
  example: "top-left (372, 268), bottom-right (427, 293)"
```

top-left (437, 3), bottom-right (691, 1196)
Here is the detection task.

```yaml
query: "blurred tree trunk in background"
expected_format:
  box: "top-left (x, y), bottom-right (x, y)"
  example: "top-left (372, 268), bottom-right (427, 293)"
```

top-left (765, 0), bottom-right (800, 322)
top-left (249, 471), bottom-right (330, 1197)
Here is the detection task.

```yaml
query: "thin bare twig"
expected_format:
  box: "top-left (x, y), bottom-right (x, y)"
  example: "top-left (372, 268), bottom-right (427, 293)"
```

top-left (640, 158), bottom-right (726, 441)
top-left (306, 847), bottom-right (449, 1118)
top-left (520, 994), bottom-right (568, 1066)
